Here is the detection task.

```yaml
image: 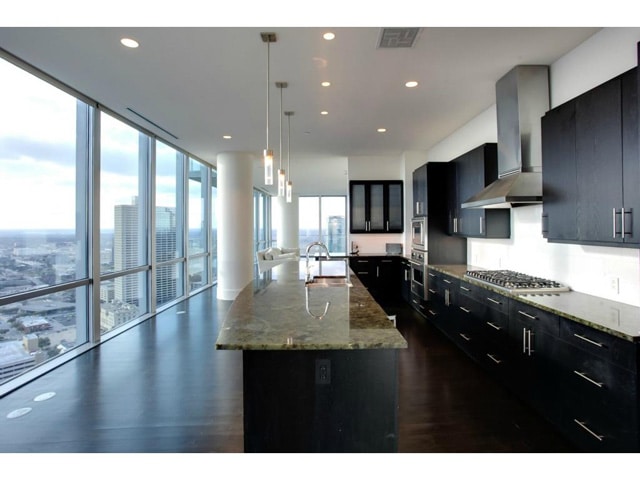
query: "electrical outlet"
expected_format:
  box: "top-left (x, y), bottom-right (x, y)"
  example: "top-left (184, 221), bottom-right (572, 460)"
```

top-left (608, 276), bottom-right (620, 294)
top-left (315, 359), bottom-right (331, 385)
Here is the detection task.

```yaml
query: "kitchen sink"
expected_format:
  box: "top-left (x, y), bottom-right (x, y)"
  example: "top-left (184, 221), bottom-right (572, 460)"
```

top-left (305, 275), bottom-right (352, 288)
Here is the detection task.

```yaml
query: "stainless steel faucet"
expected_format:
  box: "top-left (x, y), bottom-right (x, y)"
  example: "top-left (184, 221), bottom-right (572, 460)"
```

top-left (305, 241), bottom-right (330, 281)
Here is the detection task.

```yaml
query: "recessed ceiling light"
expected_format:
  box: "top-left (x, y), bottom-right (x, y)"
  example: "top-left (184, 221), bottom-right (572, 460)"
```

top-left (377, 128), bottom-right (387, 133)
top-left (320, 111), bottom-right (329, 115)
top-left (120, 38), bottom-right (139, 48)
top-left (223, 135), bottom-right (232, 139)
top-left (321, 81), bottom-right (331, 87)
top-left (405, 81), bottom-right (419, 88)
top-left (323, 32), bottom-right (335, 40)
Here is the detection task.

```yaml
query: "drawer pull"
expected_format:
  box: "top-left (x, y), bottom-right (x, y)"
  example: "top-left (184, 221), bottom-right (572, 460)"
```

top-left (573, 370), bottom-right (604, 388)
top-left (487, 297), bottom-right (502, 305)
top-left (428, 289), bottom-right (436, 294)
top-left (427, 310), bottom-right (437, 316)
top-left (574, 419), bottom-right (604, 442)
top-left (573, 333), bottom-right (604, 348)
top-left (487, 354), bottom-right (502, 364)
top-left (412, 299), bottom-right (419, 305)
top-left (459, 333), bottom-right (471, 341)
top-left (486, 321), bottom-right (501, 331)
top-left (428, 273), bottom-right (436, 277)
top-left (443, 279), bottom-right (452, 284)
top-left (460, 286), bottom-right (470, 291)
top-left (518, 310), bottom-right (538, 320)
top-left (459, 306), bottom-right (471, 313)
top-left (418, 304), bottom-right (425, 310)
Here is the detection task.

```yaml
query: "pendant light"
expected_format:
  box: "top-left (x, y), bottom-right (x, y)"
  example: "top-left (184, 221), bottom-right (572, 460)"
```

top-left (276, 82), bottom-right (288, 197)
top-left (284, 111), bottom-right (294, 203)
top-left (261, 32), bottom-right (276, 185)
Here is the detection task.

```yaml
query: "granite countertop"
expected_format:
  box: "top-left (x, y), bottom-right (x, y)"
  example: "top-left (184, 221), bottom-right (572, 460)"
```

top-left (215, 259), bottom-right (408, 351)
top-left (429, 264), bottom-right (640, 342)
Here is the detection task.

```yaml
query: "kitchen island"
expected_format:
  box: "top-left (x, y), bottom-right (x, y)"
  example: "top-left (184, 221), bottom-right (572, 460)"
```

top-left (215, 258), bottom-right (407, 453)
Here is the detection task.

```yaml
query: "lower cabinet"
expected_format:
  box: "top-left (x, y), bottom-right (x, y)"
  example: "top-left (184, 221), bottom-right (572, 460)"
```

top-left (349, 256), bottom-right (402, 302)
top-left (423, 267), bottom-right (640, 452)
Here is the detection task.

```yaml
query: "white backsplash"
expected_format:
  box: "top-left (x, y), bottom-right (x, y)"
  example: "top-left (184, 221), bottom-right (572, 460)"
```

top-left (350, 233), bottom-right (405, 255)
top-left (468, 204), bottom-right (640, 307)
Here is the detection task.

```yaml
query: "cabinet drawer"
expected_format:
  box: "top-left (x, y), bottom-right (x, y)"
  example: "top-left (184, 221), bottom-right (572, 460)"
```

top-left (558, 343), bottom-right (637, 413)
top-left (558, 399), bottom-right (639, 452)
top-left (560, 318), bottom-right (637, 370)
top-left (509, 300), bottom-right (559, 336)
top-left (460, 283), bottom-right (509, 315)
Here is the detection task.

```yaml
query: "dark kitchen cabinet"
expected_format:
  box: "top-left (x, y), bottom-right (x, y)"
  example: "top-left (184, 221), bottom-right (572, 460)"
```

top-left (541, 99), bottom-right (578, 241)
top-left (542, 67), bottom-right (639, 247)
top-left (349, 256), bottom-right (402, 301)
top-left (349, 181), bottom-right (404, 233)
top-left (412, 163), bottom-right (428, 217)
top-left (400, 258), bottom-right (411, 303)
top-left (425, 269), bottom-right (459, 334)
top-left (448, 144), bottom-right (511, 238)
top-left (553, 318), bottom-right (639, 452)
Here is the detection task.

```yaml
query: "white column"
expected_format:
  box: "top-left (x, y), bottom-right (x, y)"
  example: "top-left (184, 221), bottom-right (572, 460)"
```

top-left (273, 195), bottom-right (299, 252)
top-left (217, 152), bottom-right (255, 301)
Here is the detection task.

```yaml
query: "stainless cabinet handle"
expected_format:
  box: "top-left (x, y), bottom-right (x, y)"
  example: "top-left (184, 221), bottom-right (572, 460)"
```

top-left (486, 321), bottom-right (501, 331)
top-left (381, 259), bottom-right (392, 263)
top-left (574, 419), bottom-right (604, 442)
top-left (386, 220), bottom-right (389, 231)
top-left (412, 299), bottom-right (419, 305)
top-left (621, 208), bottom-right (625, 239)
top-left (459, 333), bottom-right (471, 341)
top-left (487, 353), bottom-right (502, 364)
top-left (415, 201), bottom-right (420, 214)
top-left (573, 370), bottom-right (604, 388)
top-left (479, 217), bottom-right (484, 235)
top-left (573, 333), bottom-right (604, 348)
top-left (428, 273), bottom-right (436, 277)
top-left (522, 327), bottom-right (527, 354)
top-left (444, 289), bottom-right (450, 306)
top-left (518, 310), bottom-right (538, 320)
top-left (443, 279), bottom-right (452, 284)
top-left (376, 266), bottom-right (380, 277)
top-left (404, 270), bottom-right (408, 281)
top-left (453, 218), bottom-right (458, 233)
top-left (418, 303), bottom-right (425, 310)
top-left (428, 309), bottom-right (437, 316)
top-left (527, 330), bottom-right (534, 356)
top-left (613, 208), bottom-right (617, 238)
top-left (486, 297), bottom-right (502, 305)
top-left (459, 306), bottom-right (471, 313)
top-left (428, 289), bottom-right (436, 294)
top-left (460, 286), bottom-right (470, 291)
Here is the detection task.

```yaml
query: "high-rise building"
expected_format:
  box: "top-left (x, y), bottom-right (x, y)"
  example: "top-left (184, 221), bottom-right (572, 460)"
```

top-left (327, 215), bottom-right (345, 254)
top-left (113, 200), bottom-right (142, 305)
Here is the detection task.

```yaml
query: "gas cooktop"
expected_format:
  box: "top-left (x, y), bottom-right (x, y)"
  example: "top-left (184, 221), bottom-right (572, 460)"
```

top-left (464, 269), bottom-right (570, 295)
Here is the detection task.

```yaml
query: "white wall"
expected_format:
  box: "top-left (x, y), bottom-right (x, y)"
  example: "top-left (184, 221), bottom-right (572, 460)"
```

top-left (416, 28), bottom-right (640, 307)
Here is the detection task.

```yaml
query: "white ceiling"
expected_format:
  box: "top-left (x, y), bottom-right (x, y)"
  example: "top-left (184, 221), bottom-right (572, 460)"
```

top-left (0, 27), bottom-right (600, 195)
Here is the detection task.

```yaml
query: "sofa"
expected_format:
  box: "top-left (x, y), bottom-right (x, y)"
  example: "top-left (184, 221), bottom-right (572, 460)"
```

top-left (256, 247), bottom-right (300, 273)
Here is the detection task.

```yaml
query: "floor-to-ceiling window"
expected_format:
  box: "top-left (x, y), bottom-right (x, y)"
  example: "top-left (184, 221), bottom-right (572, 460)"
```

top-left (0, 56), bottom-right (90, 383)
top-left (298, 196), bottom-right (347, 255)
top-left (0, 53), bottom-right (218, 393)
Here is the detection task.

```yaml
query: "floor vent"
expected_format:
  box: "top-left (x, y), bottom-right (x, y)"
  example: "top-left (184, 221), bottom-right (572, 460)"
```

top-left (377, 28), bottom-right (421, 48)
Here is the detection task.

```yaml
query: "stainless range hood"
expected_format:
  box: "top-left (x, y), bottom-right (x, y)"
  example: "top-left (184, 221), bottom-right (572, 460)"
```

top-left (462, 65), bottom-right (549, 209)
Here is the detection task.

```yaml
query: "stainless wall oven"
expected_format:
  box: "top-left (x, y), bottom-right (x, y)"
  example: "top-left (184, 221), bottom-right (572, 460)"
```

top-left (411, 217), bottom-right (427, 251)
top-left (410, 248), bottom-right (427, 299)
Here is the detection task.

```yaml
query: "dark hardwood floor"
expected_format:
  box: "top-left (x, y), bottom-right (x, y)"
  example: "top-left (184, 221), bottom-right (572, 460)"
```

top-left (0, 286), bottom-right (576, 454)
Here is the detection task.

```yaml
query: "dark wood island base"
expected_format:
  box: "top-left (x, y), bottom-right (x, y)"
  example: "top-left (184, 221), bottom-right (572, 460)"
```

top-left (243, 349), bottom-right (399, 453)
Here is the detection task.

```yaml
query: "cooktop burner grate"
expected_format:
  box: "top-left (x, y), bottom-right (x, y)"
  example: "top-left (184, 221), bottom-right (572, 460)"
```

top-left (464, 269), bottom-right (570, 294)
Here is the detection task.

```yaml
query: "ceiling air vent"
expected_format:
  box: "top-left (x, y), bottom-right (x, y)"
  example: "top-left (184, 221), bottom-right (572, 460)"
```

top-left (377, 28), bottom-right (421, 48)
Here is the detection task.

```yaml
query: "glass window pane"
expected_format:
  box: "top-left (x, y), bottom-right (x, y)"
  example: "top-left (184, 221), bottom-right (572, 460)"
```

top-left (155, 141), bottom-right (183, 262)
top-left (321, 197), bottom-right (347, 255)
top-left (156, 261), bottom-right (184, 306)
top-left (188, 157), bottom-right (207, 256)
top-left (0, 58), bottom-right (88, 289)
top-left (211, 170), bottom-right (217, 283)
top-left (100, 271), bottom-right (148, 334)
top-left (100, 112), bottom-right (148, 274)
top-left (298, 197), bottom-right (320, 249)
top-left (188, 257), bottom-right (206, 292)
top-left (0, 285), bottom-right (88, 386)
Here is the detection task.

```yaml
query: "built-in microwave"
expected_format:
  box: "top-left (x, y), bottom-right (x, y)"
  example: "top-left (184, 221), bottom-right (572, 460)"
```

top-left (411, 217), bottom-right (427, 251)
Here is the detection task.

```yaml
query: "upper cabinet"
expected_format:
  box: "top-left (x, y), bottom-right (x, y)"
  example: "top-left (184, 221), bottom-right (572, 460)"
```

top-left (349, 180), bottom-right (404, 234)
top-left (542, 67), bottom-right (638, 247)
top-left (448, 144), bottom-right (511, 239)
top-left (412, 164), bottom-right (428, 217)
